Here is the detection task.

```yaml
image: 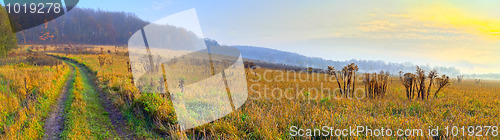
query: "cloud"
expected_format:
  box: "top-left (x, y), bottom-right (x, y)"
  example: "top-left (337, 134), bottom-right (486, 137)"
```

top-left (151, 1), bottom-right (172, 11)
top-left (328, 7), bottom-right (500, 74)
top-left (386, 14), bottom-right (409, 18)
top-left (358, 20), bottom-right (397, 32)
top-left (353, 11), bottom-right (481, 41)
top-left (411, 4), bottom-right (500, 40)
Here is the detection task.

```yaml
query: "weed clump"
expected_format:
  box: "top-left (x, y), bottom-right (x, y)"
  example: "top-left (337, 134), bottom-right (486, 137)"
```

top-left (363, 71), bottom-right (389, 99)
top-left (399, 67), bottom-right (450, 100)
top-left (328, 63), bottom-right (358, 98)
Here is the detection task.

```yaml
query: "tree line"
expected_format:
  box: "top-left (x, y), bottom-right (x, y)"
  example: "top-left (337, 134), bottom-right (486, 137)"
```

top-left (0, 5), bottom-right (17, 57)
top-left (16, 7), bottom-right (148, 45)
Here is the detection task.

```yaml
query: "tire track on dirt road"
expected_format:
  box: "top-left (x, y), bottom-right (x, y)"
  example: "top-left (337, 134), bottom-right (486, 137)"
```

top-left (49, 57), bottom-right (134, 139)
top-left (71, 60), bottom-right (134, 139)
top-left (43, 61), bottom-right (75, 140)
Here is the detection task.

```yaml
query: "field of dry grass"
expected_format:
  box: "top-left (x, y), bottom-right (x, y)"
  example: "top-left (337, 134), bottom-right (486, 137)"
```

top-left (0, 48), bottom-right (70, 139)
top-left (46, 45), bottom-right (500, 139)
top-left (0, 45), bottom-right (497, 139)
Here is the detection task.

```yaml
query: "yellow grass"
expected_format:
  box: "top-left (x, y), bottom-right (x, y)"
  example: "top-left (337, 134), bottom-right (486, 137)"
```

top-left (0, 62), bottom-right (70, 139)
top-left (51, 47), bottom-right (500, 139)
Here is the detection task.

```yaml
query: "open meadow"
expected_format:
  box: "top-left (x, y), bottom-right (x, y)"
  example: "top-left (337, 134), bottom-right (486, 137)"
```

top-left (1, 1), bottom-right (499, 139)
top-left (32, 45), bottom-right (500, 139)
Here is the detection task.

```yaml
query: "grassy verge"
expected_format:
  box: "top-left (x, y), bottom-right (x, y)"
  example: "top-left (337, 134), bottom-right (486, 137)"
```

top-left (0, 62), bottom-right (70, 139)
top-left (60, 61), bottom-right (118, 139)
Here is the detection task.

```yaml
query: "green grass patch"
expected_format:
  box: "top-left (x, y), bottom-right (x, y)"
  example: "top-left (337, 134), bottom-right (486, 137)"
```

top-left (60, 62), bottom-right (118, 139)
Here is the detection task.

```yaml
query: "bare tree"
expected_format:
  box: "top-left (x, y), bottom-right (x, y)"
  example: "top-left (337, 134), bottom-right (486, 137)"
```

top-left (426, 70), bottom-right (437, 99)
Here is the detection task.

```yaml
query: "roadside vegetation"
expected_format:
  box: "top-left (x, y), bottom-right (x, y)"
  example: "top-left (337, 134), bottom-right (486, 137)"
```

top-left (60, 62), bottom-right (118, 139)
top-left (0, 48), bottom-right (70, 139)
top-left (50, 51), bottom-right (172, 139)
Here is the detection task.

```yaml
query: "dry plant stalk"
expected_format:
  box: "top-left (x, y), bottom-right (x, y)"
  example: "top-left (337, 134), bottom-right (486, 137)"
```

top-left (400, 67), bottom-right (450, 100)
top-left (457, 75), bottom-right (464, 83)
top-left (400, 71), bottom-right (416, 100)
top-left (328, 63), bottom-right (358, 98)
top-left (427, 70), bottom-right (437, 99)
top-left (363, 71), bottom-right (389, 99)
top-left (415, 66), bottom-right (426, 100)
top-left (435, 75), bottom-right (450, 98)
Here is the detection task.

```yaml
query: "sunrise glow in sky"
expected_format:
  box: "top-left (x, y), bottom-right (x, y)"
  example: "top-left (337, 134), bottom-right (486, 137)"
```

top-left (26, 0), bottom-right (500, 74)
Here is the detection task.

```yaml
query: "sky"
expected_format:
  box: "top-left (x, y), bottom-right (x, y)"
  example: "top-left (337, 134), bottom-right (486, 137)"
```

top-left (8, 0), bottom-right (500, 74)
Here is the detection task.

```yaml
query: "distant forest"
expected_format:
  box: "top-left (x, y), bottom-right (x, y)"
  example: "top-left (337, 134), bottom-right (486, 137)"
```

top-left (16, 8), bottom-right (467, 77)
top-left (16, 8), bottom-right (148, 45)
